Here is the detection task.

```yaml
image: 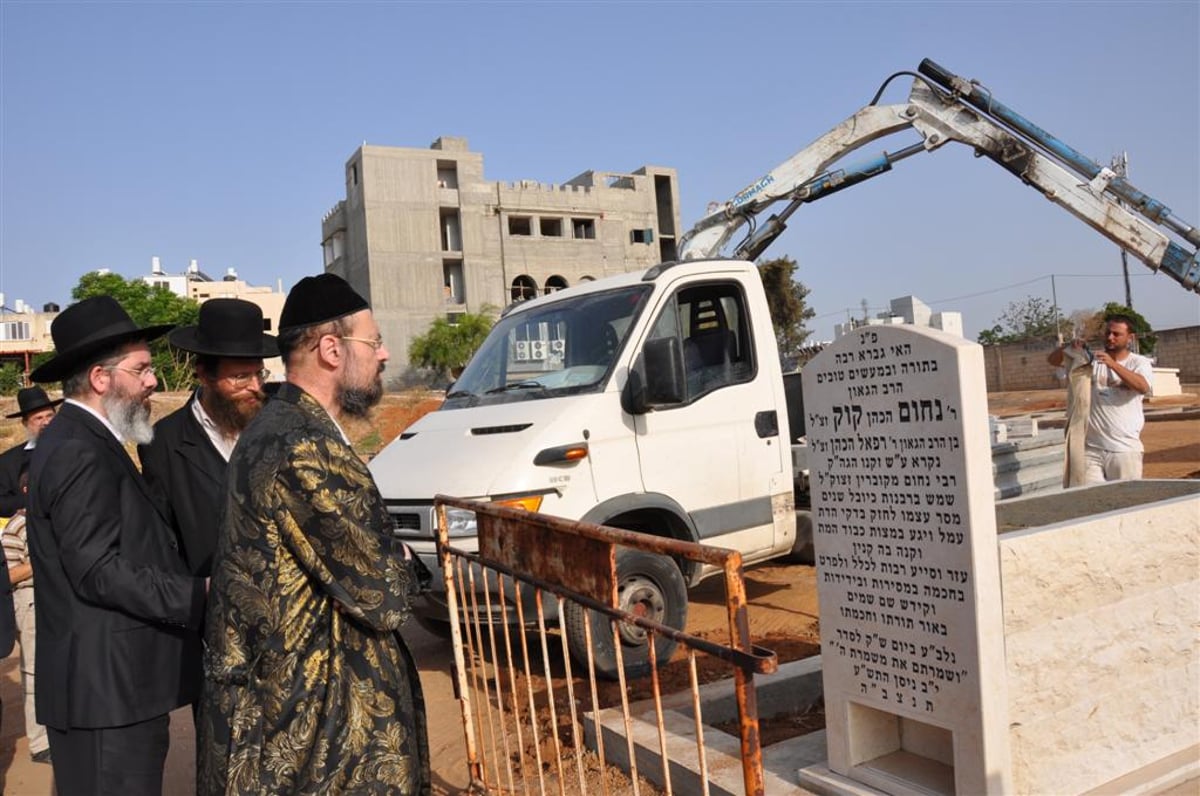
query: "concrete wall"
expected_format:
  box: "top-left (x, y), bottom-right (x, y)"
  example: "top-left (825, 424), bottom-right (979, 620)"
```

top-left (1154, 325), bottom-right (1200, 382)
top-left (982, 325), bottom-right (1200, 391)
top-left (997, 481), bottom-right (1200, 794)
top-left (982, 340), bottom-right (1060, 392)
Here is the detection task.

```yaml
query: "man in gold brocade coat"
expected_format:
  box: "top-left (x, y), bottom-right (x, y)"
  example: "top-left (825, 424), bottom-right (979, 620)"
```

top-left (197, 274), bottom-right (430, 794)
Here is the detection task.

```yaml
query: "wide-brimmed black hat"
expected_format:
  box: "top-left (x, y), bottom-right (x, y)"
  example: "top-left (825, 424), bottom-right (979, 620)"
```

top-left (279, 274), bottom-right (368, 332)
top-left (168, 299), bottom-right (279, 359)
top-left (30, 296), bottom-right (174, 383)
top-left (4, 386), bottom-right (64, 419)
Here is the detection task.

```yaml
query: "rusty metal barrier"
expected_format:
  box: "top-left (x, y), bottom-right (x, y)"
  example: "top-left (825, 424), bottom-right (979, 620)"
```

top-left (434, 495), bottom-right (778, 795)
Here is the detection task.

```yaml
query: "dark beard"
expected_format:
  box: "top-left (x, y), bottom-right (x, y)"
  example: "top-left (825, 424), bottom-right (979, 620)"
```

top-left (337, 379), bottom-right (383, 418)
top-left (202, 388), bottom-right (265, 434)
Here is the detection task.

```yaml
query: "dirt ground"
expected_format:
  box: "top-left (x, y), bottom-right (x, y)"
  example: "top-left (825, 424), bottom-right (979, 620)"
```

top-left (0, 385), bottom-right (1196, 794)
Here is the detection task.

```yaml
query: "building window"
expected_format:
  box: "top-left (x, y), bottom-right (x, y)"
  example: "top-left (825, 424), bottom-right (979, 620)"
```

top-left (572, 218), bottom-right (596, 239)
top-left (443, 259), bottom-right (465, 304)
top-left (544, 275), bottom-right (568, 294)
top-left (436, 160), bottom-right (459, 189)
top-left (631, 228), bottom-right (654, 244)
top-left (350, 163), bottom-right (359, 186)
top-left (540, 217), bottom-right (563, 237)
top-left (0, 321), bottom-right (30, 341)
top-left (511, 275), bottom-right (538, 302)
top-left (508, 216), bottom-right (533, 236)
top-left (440, 209), bottom-right (462, 251)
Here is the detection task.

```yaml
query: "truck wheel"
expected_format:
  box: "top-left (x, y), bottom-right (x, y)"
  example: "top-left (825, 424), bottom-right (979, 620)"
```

top-left (563, 548), bottom-right (687, 681)
top-left (789, 510), bottom-right (815, 565)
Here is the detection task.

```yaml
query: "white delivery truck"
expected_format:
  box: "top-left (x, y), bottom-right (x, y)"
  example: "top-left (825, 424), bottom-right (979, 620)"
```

top-left (371, 57), bottom-right (1199, 678)
top-left (370, 259), bottom-right (805, 678)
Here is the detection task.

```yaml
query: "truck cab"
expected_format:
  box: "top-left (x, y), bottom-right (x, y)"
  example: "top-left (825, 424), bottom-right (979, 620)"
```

top-left (370, 259), bottom-right (798, 677)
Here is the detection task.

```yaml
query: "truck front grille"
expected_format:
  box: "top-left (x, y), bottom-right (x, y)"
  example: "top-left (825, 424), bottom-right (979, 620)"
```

top-left (387, 506), bottom-right (433, 539)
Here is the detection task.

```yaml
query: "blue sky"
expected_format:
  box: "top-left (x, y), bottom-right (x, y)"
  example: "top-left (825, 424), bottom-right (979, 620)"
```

top-left (2, 1), bottom-right (1197, 343)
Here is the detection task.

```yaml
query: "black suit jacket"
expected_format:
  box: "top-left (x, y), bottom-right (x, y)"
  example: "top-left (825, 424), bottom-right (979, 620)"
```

top-left (0, 564), bottom-right (14, 658)
top-left (27, 402), bottom-right (205, 730)
top-left (139, 393), bottom-right (228, 578)
top-left (0, 442), bottom-right (29, 517)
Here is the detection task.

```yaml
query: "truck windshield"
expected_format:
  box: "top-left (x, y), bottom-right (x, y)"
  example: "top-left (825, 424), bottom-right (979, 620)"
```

top-left (445, 284), bottom-right (652, 407)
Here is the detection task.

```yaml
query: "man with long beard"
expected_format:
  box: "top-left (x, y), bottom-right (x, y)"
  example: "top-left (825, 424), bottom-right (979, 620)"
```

top-left (26, 296), bottom-right (206, 794)
top-left (198, 274), bottom-right (429, 795)
top-left (139, 299), bottom-right (278, 578)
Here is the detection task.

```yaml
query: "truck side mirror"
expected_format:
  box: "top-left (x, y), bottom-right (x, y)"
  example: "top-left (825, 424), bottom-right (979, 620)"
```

top-left (624, 337), bottom-right (685, 414)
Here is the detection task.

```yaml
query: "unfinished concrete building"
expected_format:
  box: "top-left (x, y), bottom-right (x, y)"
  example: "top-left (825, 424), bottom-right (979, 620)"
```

top-left (320, 136), bottom-right (681, 381)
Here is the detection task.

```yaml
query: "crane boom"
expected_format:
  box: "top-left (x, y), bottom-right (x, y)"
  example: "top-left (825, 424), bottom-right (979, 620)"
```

top-left (677, 59), bottom-right (1200, 294)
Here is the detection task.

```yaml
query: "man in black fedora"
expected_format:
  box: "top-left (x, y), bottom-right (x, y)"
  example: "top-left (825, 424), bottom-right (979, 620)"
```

top-left (139, 298), bottom-right (278, 579)
top-left (0, 386), bottom-right (64, 516)
top-left (25, 296), bottom-right (206, 795)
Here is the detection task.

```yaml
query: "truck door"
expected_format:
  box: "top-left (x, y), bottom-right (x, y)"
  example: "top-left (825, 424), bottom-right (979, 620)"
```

top-left (632, 279), bottom-right (786, 554)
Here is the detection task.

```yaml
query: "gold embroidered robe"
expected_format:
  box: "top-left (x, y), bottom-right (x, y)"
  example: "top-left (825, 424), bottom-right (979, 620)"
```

top-left (197, 384), bottom-right (429, 794)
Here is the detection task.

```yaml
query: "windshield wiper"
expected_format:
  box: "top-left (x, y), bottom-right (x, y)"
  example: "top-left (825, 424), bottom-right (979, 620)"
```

top-left (445, 390), bottom-right (475, 399)
top-left (484, 380), bottom-right (547, 395)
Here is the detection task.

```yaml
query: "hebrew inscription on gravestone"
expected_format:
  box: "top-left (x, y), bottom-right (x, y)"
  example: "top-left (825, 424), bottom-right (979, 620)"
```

top-left (801, 325), bottom-right (1011, 795)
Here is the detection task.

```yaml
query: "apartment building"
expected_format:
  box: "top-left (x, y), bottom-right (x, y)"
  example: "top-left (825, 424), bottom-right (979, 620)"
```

top-left (140, 257), bottom-right (285, 378)
top-left (320, 136), bottom-right (681, 379)
top-left (0, 297), bottom-right (59, 381)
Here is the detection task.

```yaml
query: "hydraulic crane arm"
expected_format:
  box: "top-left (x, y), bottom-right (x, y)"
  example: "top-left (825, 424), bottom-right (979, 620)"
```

top-left (678, 59), bottom-right (1200, 294)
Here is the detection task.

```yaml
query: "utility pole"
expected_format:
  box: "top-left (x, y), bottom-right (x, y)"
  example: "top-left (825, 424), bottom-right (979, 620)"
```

top-left (1111, 152), bottom-right (1134, 309)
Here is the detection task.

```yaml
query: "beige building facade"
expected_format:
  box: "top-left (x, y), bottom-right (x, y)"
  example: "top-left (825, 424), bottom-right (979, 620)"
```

top-left (320, 136), bottom-right (681, 381)
top-left (141, 258), bottom-right (286, 378)
top-left (0, 301), bottom-right (59, 381)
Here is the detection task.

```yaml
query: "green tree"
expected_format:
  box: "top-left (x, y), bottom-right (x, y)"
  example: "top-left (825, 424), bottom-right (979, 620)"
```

top-left (976, 295), bottom-right (1070, 344)
top-left (69, 271), bottom-right (201, 390)
top-left (0, 363), bottom-right (23, 396)
top-left (408, 307), bottom-right (497, 380)
top-left (757, 255), bottom-right (816, 363)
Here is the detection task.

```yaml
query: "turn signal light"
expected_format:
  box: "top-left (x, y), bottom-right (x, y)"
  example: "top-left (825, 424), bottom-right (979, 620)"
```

top-left (493, 494), bottom-right (544, 513)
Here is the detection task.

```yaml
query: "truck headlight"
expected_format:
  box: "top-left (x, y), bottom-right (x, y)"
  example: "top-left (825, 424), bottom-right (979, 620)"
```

top-left (442, 494), bottom-right (545, 539)
top-left (444, 507), bottom-right (479, 538)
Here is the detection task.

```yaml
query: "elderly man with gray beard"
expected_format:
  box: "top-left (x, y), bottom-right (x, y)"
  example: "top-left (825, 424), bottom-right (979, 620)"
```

top-left (26, 296), bottom-right (206, 795)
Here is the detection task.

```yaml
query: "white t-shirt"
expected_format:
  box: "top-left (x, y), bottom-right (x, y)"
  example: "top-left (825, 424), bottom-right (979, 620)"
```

top-left (1086, 352), bottom-right (1154, 453)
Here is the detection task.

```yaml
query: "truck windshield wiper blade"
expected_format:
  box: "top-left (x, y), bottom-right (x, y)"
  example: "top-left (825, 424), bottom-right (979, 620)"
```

top-left (445, 390), bottom-right (476, 399)
top-left (484, 381), bottom-right (547, 395)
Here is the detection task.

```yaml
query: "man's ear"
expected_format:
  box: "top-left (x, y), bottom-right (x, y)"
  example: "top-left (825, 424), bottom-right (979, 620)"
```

top-left (314, 333), bottom-right (343, 369)
top-left (88, 364), bottom-right (111, 395)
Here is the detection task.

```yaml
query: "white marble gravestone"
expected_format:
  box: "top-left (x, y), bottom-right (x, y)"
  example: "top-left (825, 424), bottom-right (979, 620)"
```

top-left (798, 325), bottom-right (1011, 795)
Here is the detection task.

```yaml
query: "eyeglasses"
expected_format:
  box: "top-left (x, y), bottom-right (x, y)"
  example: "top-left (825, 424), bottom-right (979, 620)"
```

top-left (339, 336), bottom-right (385, 351)
top-left (105, 364), bottom-right (156, 379)
top-left (223, 368), bottom-right (271, 388)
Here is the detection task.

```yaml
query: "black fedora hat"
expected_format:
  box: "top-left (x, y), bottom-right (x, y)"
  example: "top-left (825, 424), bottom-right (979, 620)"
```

top-left (30, 296), bottom-right (174, 383)
top-left (168, 299), bottom-right (279, 359)
top-left (4, 386), bottom-right (64, 419)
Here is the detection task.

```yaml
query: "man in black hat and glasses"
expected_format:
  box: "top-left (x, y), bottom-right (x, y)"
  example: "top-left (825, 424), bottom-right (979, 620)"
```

top-left (139, 298), bottom-right (278, 579)
top-left (25, 296), bottom-right (206, 795)
top-left (198, 274), bottom-right (430, 795)
top-left (0, 386), bottom-right (64, 516)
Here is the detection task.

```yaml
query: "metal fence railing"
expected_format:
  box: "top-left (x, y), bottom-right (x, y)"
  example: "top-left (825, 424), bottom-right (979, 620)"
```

top-left (435, 496), bottom-right (777, 795)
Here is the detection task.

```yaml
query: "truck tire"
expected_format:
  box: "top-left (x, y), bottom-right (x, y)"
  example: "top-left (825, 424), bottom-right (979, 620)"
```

top-left (563, 548), bottom-right (687, 681)
top-left (789, 509), bottom-right (815, 564)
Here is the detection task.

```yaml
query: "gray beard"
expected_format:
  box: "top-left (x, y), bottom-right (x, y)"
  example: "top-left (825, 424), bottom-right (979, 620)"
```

top-left (102, 391), bottom-right (154, 445)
